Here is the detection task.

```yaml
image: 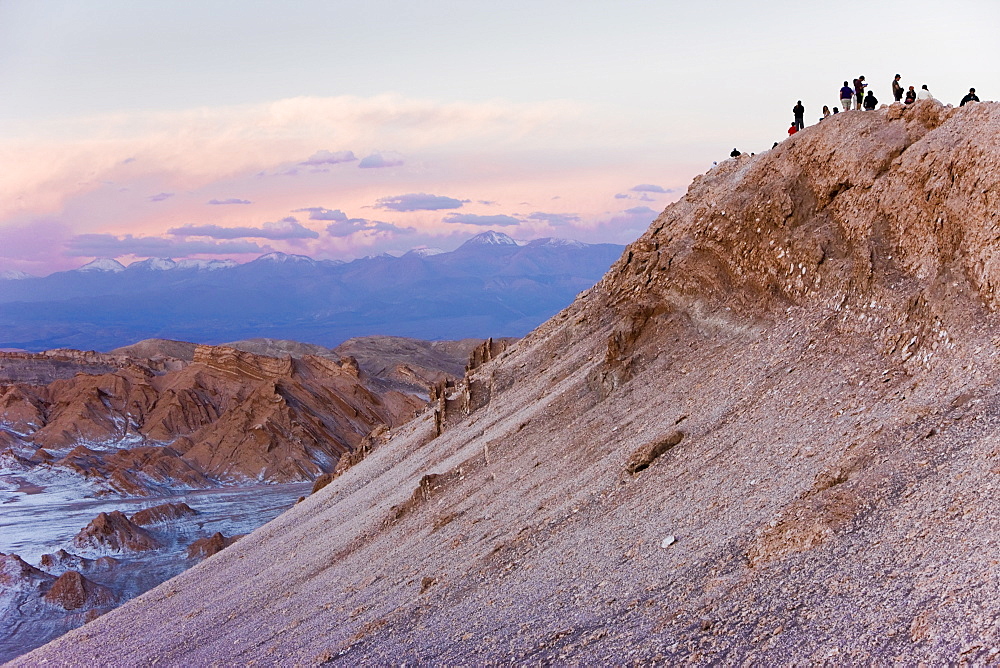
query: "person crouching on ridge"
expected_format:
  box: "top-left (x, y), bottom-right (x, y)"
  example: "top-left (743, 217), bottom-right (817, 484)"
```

top-left (788, 122), bottom-right (798, 136)
top-left (863, 90), bottom-right (878, 110)
top-left (961, 88), bottom-right (980, 106)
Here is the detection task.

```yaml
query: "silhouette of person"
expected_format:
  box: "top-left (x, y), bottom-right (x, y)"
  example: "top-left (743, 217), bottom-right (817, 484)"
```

top-left (840, 81), bottom-right (854, 111)
top-left (792, 101), bottom-right (805, 130)
top-left (832, 107), bottom-right (839, 114)
top-left (863, 91), bottom-right (878, 110)
top-left (904, 86), bottom-right (916, 105)
top-left (730, 148), bottom-right (742, 158)
top-left (892, 74), bottom-right (904, 102)
top-left (960, 88), bottom-right (980, 106)
top-left (853, 76), bottom-right (867, 108)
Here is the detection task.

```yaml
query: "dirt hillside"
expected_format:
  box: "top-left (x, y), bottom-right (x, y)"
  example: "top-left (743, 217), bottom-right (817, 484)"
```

top-left (15, 99), bottom-right (1000, 664)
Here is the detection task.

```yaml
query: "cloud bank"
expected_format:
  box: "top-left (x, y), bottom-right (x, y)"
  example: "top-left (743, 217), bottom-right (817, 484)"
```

top-left (208, 198), bottom-right (252, 205)
top-left (66, 234), bottom-right (268, 258)
top-left (325, 218), bottom-right (415, 238)
top-left (376, 193), bottom-right (465, 212)
top-left (294, 207), bottom-right (349, 221)
top-left (358, 152), bottom-right (404, 169)
top-left (169, 218), bottom-right (319, 240)
top-left (301, 149), bottom-right (357, 166)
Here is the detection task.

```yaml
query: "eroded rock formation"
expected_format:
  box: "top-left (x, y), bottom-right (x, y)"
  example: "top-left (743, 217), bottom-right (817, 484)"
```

top-left (0, 553), bottom-right (54, 592)
top-left (130, 502), bottom-right (198, 526)
top-left (42, 571), bottom-right (117, 611)
top-left (0, 343), bottom-right (424, 494)
top-left (38, 550), bottom-right (95, 575)
top-left (71, 511), bottom-right (162, 553)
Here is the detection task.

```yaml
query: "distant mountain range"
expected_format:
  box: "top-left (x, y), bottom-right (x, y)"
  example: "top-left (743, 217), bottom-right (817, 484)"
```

top-left (0, 231), bottom-right (625, 352)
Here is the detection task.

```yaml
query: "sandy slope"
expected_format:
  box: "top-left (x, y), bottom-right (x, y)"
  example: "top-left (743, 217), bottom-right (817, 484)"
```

top-left (14, 100), bottom-right (1000, 665)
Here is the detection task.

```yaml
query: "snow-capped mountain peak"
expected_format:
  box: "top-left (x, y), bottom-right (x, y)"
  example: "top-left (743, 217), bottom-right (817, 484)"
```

top-left (405, 247), bottom-right (446, 257)
top-left (0, 270), bottom-right (33, 280)
top-left (459, 230), bottom-right (519, 248)
top-left (254, 252), bottom-right (316, 265)
top-left (77, 258), bottom-right (126, 273)
top-left (527, 237), bottom-right (588, 249)
top-left (127, 258), bottom-right (177, 271)
top-left (175, 259), bottom-right (239, 271)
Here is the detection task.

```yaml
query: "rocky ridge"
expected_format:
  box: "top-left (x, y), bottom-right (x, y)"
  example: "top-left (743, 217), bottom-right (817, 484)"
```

top-left (19, 100), bottom-right (1000, 664)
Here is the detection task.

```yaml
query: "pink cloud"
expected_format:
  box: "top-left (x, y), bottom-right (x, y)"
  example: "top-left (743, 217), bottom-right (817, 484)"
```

top-left (359, 152), bottom-right (404, 169)
top-left (376, 193), bottom-right (465, 212)
top-left (169, 218), bottom-right (318, 240)
top-left (301, 150), bottom-right (357, 166)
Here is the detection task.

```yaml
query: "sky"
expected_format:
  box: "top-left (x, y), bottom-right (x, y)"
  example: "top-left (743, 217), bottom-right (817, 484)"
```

top-left (1, 0), bottom-right (998, 276)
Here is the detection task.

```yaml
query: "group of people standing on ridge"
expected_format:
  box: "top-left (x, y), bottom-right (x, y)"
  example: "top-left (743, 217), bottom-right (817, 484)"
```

top-left (728, 75), bottom-right (982, 160)
top-left (786, 74), bottom-right (982, 137)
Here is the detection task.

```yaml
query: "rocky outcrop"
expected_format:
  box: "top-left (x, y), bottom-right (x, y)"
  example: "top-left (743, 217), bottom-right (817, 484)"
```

top-left (324, 425), bottom-right (390, 485)
top-left (465, 336), bottom-right (512, 373)
top-left (192, 345), bottom-right (294, 381)
top-left (38, 550), bottom-right (95, 575)
top-left (130, 502), bottom-right (197, 526)
top-left (0, 553), bottom-right (54, 592)
top-left (426, 338), bottom-right (513, 437)
top-left (42, 571), bottom-right (117, 611)
top-left (624, 430), bottom-right (684, 474)
top-left (72, 511), bottom-right (161, 553)
top-left (186, 532), bottom-right (241, 560)
top-left (333, 336), bottom-right (506, 395)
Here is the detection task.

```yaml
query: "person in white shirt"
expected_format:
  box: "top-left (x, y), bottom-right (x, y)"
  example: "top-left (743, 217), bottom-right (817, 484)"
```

top-left (917, 85), bottom-right (935, 101)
